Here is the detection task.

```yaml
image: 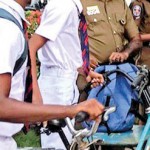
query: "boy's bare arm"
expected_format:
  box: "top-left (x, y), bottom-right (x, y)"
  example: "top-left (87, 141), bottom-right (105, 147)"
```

top-left (29, 33), bottom-right (47, 104)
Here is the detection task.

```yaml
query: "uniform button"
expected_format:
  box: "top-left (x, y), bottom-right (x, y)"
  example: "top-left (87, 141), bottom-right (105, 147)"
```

top-left (116, 46), bottom-right (120, 51)
top-left (94, 18), bottom-right (97, 22)
top-left (113, 31), bottom-right (116, 34)
top-left (108, 17), bottom-right (111, 20)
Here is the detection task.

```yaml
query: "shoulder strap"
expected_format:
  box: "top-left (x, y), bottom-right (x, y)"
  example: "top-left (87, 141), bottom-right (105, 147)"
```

top-left (0, 8), bottom-right (28, 75)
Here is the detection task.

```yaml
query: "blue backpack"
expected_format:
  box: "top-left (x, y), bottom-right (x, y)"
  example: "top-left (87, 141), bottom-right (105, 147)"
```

top-left (86, 63), bottom-right (144, 133)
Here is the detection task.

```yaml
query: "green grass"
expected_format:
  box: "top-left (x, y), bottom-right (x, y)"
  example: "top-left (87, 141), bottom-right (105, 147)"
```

top-left (13, 122), bottom-right (83, 148)
top-left (13, 129), bottom-right (41, 148)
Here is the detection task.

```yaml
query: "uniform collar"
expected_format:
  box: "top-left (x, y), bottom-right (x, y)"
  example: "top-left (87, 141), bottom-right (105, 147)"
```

top-left (72, 0), bottom-right (83, 13)
top-left (0, 0), bottom-right (29, 24)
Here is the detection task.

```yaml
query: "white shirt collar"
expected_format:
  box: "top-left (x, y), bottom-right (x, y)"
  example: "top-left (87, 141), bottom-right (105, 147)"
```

top-left (72, 0), bottom-right (83, 13)
top-left (0, 0), bottom-right (29, 24)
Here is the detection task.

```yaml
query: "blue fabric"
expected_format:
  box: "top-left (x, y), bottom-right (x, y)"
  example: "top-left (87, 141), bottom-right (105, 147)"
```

top-left (87, 63), bottom-right (139, 133)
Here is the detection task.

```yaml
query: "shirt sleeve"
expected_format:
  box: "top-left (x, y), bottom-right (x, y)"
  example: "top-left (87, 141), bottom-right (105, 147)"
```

top-left (35, 1), bottom-right (73, 41)
top-left (0, 19), bottom-right (23, 75)
top-left (125, 4), bottom-right (139, 39)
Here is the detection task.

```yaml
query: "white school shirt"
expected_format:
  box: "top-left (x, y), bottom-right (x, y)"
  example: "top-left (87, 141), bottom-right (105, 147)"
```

top-left (36, 0), bottom-right (83, 72)
top-left (0, 0), bottom-right (28, 137)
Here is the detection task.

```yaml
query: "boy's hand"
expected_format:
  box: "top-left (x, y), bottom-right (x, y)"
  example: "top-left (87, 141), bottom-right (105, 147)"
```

top-left (86, 70), bottom-right (104, 88)
top-left (76, 99), bottom-right (104, 121)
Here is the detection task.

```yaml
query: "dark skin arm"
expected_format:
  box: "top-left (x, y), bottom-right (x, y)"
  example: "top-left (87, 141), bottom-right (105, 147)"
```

top-left (109, 34), bottom-right (142, 63)
top-left (0, 73), bottom-right (104, 123)
top-left (29, 34), bottom-right (48, 104)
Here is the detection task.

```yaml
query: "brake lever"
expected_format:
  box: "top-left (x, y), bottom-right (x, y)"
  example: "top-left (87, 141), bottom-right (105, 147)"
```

top-left (103, 106), bottom-right (116, 122)
top-left (85, 106), bottom-right (116, 137)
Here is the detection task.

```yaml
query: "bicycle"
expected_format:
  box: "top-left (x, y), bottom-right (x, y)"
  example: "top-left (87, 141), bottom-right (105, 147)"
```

top-left (37, 107), bottom-right (116, 150)
top-left (34, 64), bottom-right (150, 150)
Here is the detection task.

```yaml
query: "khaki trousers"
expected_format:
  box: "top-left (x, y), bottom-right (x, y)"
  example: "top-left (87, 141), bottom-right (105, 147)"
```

top-left (76, 74), bottom-right (89, 103)
top-left (137, 46), bottom-right (150, 69)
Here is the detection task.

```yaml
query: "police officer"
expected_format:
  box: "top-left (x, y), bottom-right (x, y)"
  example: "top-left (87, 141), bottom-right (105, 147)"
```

top-left (80, 0), bottom-right (142, 69)
top-left (130, 0), bottom-right (150, 69)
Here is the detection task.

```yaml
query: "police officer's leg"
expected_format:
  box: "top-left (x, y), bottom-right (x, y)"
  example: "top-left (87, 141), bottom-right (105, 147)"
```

top-left (76, 73), bottom-right (88, 103)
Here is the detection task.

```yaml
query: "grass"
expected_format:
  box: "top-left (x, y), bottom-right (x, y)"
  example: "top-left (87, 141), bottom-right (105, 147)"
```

top-left (14, 128), bottom-right (41, 148)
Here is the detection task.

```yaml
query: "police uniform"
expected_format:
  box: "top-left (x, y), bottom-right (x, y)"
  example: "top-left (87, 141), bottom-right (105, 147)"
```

top-left (0, 0), bottom-right (28, 149)
top-left (35, 0), bottom-right (83, 149)
top-left (81, 0), bottom-right (139, 64)
top-left (130, 0), bottom-right (150, 69)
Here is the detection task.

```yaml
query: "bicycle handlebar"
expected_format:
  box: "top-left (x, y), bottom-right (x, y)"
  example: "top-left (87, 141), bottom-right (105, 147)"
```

top-left (131, 73), bottom-right (146, 88)
top-left (75, 111), bottom-right (89, 123)
top-left (131, 66), bottom-right (149, 89)
top-left (75, 106), bottom-right (116, 123)
top-left (65, 106), bottom-right (116, 138)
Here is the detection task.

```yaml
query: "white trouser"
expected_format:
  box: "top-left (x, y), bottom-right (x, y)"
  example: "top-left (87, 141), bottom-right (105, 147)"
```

top-left (0, 136), bottom-right (17, 150)
top-left (39, 66), bottom-right (79, 149)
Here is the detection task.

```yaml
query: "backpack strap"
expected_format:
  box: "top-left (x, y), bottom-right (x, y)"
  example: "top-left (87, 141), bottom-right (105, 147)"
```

top-left (0, 8), bottom-right (28, 76)
top-left (117, 63), bottom-right (138, 78)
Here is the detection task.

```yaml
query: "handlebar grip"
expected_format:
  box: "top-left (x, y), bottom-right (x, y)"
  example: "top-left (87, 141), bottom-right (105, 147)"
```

top-left (131, 73), bottom-right (146, 88)
top-left (75, 111), bottom-right (89, 123)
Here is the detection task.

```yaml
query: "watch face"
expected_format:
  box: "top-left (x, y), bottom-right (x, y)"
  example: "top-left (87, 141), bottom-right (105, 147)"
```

top-left (133, 5), bottom-right (142, 19)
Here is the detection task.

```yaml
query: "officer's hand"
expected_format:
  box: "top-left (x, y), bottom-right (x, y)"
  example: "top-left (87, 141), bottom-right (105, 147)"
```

top-left (90, 56), bottom-right (99, 69)
top-left (86, 70), bottom-right (104, 88)
top-left (109, 52), bottom-right (129, 63)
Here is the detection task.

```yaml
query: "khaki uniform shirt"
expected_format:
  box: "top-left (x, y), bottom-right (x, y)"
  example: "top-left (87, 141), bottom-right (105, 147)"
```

top-left (130, 0), bottom-right (150, 33)
top-left (81, 0), bottom-right (139, 63)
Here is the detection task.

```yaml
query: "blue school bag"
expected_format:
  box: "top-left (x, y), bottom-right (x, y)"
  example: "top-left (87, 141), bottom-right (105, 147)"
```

top-left (87, 63), bottom-right (142, 133)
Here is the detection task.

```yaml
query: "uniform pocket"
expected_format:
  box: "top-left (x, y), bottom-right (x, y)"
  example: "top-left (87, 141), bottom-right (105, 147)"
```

top-left (85, 13), bottom-right (105, 36)
top-left (115, 14), bottom-right (126, 34)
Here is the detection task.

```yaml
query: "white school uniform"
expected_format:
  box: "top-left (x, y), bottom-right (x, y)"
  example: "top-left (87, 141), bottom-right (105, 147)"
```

top-left (35, 0), bottom-right (83, 149)
top-left (0, 0), bottom-right (28, 149)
